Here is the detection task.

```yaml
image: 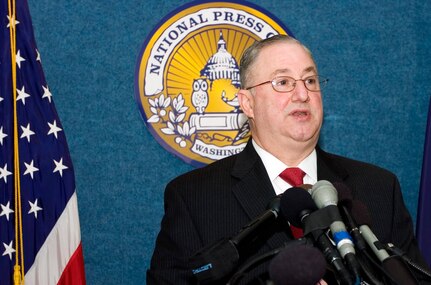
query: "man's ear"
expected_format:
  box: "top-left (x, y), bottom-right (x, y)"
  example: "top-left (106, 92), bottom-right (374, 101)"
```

top-left (238, 89), bottom-right (254, 119)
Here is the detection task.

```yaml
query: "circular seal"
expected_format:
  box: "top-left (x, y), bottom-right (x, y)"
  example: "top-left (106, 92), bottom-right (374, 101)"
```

top-left (135, 0), bottom-right (293, 167)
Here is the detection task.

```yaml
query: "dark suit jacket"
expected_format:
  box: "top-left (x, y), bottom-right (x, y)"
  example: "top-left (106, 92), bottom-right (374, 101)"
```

top-left (147, 140), bottom-right (429, 284)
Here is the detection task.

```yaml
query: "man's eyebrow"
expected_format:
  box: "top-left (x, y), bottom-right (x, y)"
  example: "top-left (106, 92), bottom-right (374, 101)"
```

top-left (270, 68), bottom-right (291, 77)
top-left (303, 66), bottom-right (317, 74)
top-left (270, 66), bottom-right (317, 77)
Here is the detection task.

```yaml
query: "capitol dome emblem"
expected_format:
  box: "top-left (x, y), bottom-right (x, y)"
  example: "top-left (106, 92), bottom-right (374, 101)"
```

top-left (135, 0), bottom-right (293, 167)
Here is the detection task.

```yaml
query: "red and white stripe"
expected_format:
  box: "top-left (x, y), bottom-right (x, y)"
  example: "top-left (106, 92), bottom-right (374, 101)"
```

top-left (25, 192), bottom-right (86, 284)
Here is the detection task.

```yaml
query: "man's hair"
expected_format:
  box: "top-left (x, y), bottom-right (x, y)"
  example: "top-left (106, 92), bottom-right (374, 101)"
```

top-left (239, 34), bottom-right (314, 88)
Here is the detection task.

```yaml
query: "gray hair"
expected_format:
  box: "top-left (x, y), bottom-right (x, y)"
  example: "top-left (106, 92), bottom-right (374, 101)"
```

top-left (239, 35), bottom-right (314, 88)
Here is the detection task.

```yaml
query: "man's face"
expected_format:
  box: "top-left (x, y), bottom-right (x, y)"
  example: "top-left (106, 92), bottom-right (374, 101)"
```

top-left (239, 42), bottom-right (323, 150)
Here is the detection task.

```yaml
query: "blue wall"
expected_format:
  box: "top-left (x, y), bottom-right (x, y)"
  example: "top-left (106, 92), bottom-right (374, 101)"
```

top-left (28, 1), bottom-right (431, 284)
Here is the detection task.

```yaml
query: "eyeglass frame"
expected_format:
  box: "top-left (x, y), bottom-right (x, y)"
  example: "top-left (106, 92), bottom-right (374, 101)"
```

top-left (244, 75), bottom-right (329, 93)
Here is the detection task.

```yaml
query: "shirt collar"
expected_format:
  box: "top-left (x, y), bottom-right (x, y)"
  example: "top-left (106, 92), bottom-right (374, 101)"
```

top-left (252, 139), bottom-right (318, 193)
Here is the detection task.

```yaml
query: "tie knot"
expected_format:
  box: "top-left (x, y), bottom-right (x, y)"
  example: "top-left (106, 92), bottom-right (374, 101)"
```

top-left (279, 167), bottom-right (305, 187)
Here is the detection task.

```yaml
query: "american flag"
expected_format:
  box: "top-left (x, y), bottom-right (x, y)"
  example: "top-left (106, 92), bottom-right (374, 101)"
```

top-left (0, 1), bottom-right (86, 284)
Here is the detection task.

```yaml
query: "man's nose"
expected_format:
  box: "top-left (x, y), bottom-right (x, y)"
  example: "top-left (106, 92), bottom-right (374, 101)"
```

top-left (291, 80), bottom-right (309, 102)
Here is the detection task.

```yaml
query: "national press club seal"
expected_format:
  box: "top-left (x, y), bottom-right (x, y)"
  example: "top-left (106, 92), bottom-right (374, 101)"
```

top-left (135, 0), bottom-right (293, 167)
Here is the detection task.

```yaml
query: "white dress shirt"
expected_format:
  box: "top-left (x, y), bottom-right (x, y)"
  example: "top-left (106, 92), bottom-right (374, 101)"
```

top-left (252, 140), bottom-right (318, 195)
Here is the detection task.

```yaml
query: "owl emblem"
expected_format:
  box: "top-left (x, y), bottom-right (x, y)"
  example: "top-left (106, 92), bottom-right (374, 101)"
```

top-left (191, 78), bottom-right (209, 114)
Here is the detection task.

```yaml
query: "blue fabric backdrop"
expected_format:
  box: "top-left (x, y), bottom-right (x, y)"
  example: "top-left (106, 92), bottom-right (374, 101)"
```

top-left (28, 1), bottom-right (431, 284)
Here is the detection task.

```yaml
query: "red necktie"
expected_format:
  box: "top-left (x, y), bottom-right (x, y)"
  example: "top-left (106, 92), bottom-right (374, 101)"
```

top-left (279, 167), bottom-right (306, 239)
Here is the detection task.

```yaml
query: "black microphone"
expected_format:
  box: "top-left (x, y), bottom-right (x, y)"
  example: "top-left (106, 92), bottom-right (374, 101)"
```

top-left (351, 200), bottom-right (419, 285)
top-left (231, 195), bottom-right (282, 253)
top-left (269, 244), bottom-right (326, 285)
top-left (227, 237), bottom-right (315, 285)
top-left (333, 182), bottom-right (369, 252)
top-left (280, 187), bottom-right (354, 285)
top-left (333, 182), bottom-right (386, 284)
top-left (189, 196), bottom-right (282, 284)
top-left (309, 181), bottom-right (361, 282)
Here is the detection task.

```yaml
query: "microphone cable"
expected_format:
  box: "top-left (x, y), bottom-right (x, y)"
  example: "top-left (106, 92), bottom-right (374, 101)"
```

top-left (384, 243), bottom-right (431, 280)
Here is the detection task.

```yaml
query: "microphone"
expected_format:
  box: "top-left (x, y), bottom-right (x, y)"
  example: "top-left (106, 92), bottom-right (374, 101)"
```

top-left (280, 187), bottom-right (354, 285)
top-left (351, 202), bottom-right (391, 262)
top-left (351, 199), bottom-right (419, 285)
top-left (334, 182), bottom-right (386, 284)
top-left (189, 196), bottom-right (282, 284)
top-left (309, 181), bottom-right (361, 282)
top-left (333, 182), bottom-right (369, 252)
top-left (227, 237), bottom-right (314, 285)
top-left (231, 195), bottom-right (282, 253)
top-left (269, 244), bottom-right (326, 285)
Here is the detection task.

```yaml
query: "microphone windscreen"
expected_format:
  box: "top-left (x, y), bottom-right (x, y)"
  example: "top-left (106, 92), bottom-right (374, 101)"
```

top-left (332, 182), bottom-right (353, 208)
top-left (280, 187), bottom-right (317, 227)
top-left (269, 244), bottom-right (326, 285)
top-left (350, 200), bottom-right (373, 227)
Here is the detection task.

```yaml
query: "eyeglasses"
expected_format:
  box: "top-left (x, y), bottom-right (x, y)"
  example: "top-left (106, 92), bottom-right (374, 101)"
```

top-left (245, 75), bottom-right (329, 93)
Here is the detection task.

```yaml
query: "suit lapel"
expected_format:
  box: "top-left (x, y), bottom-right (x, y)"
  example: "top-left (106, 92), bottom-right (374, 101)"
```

top-left (231, 141), bottom-right (275, 218)
top-left (230, 141), bottom-right (292, 249)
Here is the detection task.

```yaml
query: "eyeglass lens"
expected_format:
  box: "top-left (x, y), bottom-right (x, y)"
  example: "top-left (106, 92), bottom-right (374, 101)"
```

top-left (273, 76), bottom-right (323, 92)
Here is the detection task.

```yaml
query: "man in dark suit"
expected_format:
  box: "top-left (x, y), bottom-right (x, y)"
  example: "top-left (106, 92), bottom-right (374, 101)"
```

top-left (147, 35), bottom-right (430, 284)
